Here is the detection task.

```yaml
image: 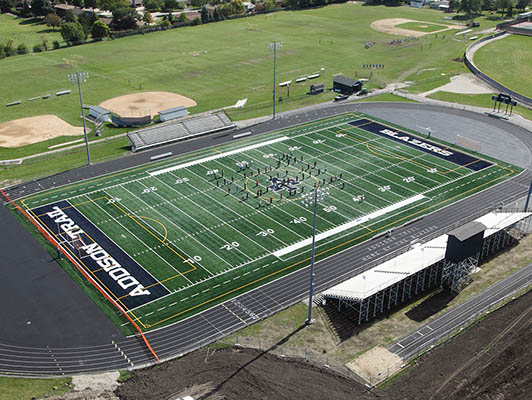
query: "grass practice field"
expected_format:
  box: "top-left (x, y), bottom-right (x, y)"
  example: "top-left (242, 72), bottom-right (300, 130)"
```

top-left (474, 34), bottom-right (532, 99)
top-left (0, 15), bottom-right (63, 50)
top-left (18, 113), bottom-right (520, 334)
top-left (0, 5), bottom-right (493, 144)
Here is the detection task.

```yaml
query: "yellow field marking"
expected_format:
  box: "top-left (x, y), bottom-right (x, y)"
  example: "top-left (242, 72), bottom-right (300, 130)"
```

top-left (222, 304), bottom-right (247, 324)
top-left (145, 164), bottom-right (515, 328)
top-left (135, 215), bottom-right (168, 242)
top-left (109, 200), bottom-right (197, 271)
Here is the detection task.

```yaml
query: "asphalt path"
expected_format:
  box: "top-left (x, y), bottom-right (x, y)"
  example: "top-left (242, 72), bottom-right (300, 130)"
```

top-left (389, 261), bottom-right (532, 360)
top-left (1, 102), bottom-right (531, 375)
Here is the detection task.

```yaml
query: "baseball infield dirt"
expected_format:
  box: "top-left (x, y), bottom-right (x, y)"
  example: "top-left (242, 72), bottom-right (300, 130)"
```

top-left (371, 18), bottom-right (461, 37)
top-left (0, 115), bottom-right (85, 148)
top-left (99, 91), bottom-right (197, 118)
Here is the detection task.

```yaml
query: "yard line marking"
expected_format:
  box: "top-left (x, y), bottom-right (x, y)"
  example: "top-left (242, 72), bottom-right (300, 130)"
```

top-left (397, 343), bottom-right (405, 349)
top-left (273, 194), bottom-right (426, 258)
top-left (191, 293), bottom-right (199, 297)
top-left (148, 136), bottom-right (290, 176)
top-left (118, 184), bottom-right (225, 273)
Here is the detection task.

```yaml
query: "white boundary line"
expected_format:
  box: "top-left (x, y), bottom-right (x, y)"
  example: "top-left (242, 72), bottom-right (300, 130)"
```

top-left (148, 136), bottom-right (290, 176)
top-left (273, 194), bottom-right (426, 258)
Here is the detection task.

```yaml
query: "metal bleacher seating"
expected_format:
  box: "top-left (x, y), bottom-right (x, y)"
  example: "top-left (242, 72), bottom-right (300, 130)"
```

top-left (127, 112), bottom-right (235, 152)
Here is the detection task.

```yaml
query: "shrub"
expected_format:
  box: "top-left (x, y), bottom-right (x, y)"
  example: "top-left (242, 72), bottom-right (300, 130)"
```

top-left (16, 43), bottom-right (28, 54)
top-left (53, 40), bottom-right (61, 49)
top-left (33, 43), bottom-right (43, 52)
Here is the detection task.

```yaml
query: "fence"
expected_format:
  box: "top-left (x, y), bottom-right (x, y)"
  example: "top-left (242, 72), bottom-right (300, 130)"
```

top-left (464, 33), bottom-right (532, 108)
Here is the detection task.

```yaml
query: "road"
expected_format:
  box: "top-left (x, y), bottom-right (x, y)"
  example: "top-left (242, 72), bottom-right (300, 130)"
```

top-left (389, 261), bottom-right (532, 360)
top-left (1, 102), bottom-right (531, 375)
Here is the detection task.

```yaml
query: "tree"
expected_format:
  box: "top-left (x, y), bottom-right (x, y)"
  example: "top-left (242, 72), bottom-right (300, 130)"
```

top-left (31, 0), bottom-right (54, 17)
top-left (229, 0), bottom-right (244, 14)
top-left (212, 6), bottom-right (223, 21)
top-left (516, 0), bottom-right (530, 10)
top-left (495, 0), bottom-right (512, 15)
top-left (190, 16), bottom-right (201, 25)
top-left (262, 0), bottom-right (276, 10)
top-left (449, 0), bottom-right (460, 10)
top-left (79, 11), bottom-right (98, 34)
top-left (53, 40), bottom-right (61, 49)
top-left (144, 0), bottom-right (163, 10)
top-left (143, 10), bottom-right (154, 23)
top-left (4, 39), bottom-right (15, 56)
top-left (481, 0), bottom-right (494, 10)
top-left (45, 13), bottom-right (62, 30)
top-left (16, 43), bottom-right (28, 54)
top-left (63, 9), bottom-right (77, 22)
top-left (460, 0), bottom-right (482, 17)
top-left (60, 22), bottom-right (87, 43)
top-left (0, 45), bottom-right (5, 59)
top-left (21, 0), bottom-right (31, 17)
top-left (33, 43), bottom-right (43, 52)
top-left (41, 37), bottom-right (48, 50)
top-left (163, 0), bottom-right (180, 10)
top-left (177, 12), bottom-right (187, 23)
top-left (97, 0), bottom-right (129, 11)
top-left (112, 7), bottom-right (139, 30)
top-left (0, 0), bottom-right (15, 13)
top-left (72, 0), bottom-right (84, 6)
top-left (191, 0), bottom-right (206, 6)
top-left (91, 19), bottom-right (110, 38)
top-left (201, 5), bottom-right (210, 23)
top-left (85, 0), bottom-right (98, 8)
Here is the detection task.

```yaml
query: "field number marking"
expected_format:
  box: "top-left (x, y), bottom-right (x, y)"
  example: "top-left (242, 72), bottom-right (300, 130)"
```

top-left (175, 177), bottom-right (190, 184)
top-left (313, 139), bottom-right (325, 145)
top-left (142, 186), bottom-right (157, 194)
top-left (403, 176), bottom-right (415, 183)
top-left (256, 228), bottom-right (274, 237)
top-left (183, 255), bottom-right (202, 264)
top-left (378, 185), bottom-right (391, 192)
top-left (323, 205), bottom-right (337, 213)
top-left (220, 241), bottom-right (240, 250)
top-left (289, 216), bottom-right (307, 224)
top-left (106, 197), bottom-right (121, 204)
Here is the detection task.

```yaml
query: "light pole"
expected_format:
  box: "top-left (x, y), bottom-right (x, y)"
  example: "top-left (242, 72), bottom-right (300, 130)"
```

top-left (68, 72), bottom-right (91, 165)
top-left (268, 41), bottom-right (282, 120)
top-left (302, 185), bottom-right (329, 325)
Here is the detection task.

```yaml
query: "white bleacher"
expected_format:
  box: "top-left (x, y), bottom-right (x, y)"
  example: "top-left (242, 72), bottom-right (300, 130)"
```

top-left (323, 212), bottom-right (530, 302)
top-left (127, 112), bottom-right (235, 152)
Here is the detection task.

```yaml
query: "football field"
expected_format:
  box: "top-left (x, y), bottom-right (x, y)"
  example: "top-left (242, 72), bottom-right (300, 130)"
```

top-left (19, 113), bottom-right (520, 333)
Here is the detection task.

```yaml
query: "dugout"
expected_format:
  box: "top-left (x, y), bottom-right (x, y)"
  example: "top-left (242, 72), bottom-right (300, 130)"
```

top-left (89, 106), bottom-right (110, 122)
top-left (159, 106), bottom-right (188, 122)
top-left (333, 75), bottom-right (362, 95)
top-left (309, 83), bottom-right (324, 95)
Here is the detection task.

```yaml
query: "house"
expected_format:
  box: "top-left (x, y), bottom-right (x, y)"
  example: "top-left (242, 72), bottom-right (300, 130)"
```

top-left (130, 0), bottom-right (142, 7)
top-left (54, 4), bottom-right (84, 17)
top-left (185, 11), bottom-right (201, 21)
top-left (409, 0), bottom-right (424, 8)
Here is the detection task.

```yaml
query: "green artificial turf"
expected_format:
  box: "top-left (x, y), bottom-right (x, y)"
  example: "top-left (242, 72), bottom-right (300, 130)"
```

top-left (18, 112), bottom-right (520, 333)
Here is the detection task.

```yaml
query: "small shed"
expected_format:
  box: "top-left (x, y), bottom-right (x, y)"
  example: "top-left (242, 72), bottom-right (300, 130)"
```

top-left (159, 106), bottom-right (188, 122)
top-left (333, 75), bottom-right (362, 95)
top-left (89, 105), bottom-right (110, 122)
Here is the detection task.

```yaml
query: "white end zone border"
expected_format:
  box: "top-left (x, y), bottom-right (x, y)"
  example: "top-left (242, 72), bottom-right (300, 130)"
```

top-left (273, 194), bottom-right (427, 258)
top-left (148, 136), bottom-right (290, 176)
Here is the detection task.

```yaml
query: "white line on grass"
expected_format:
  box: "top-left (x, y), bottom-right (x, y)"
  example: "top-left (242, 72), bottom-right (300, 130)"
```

top-left (273, 194), bottom-right (426, 258)
top-left (148, 136), bottom-right (290, 177)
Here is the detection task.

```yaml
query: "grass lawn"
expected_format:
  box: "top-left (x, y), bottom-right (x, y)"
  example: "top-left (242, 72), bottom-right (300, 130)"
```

top-left (355, 93), bottom-right (418, 103)
top-left (18, 112), bottom-right (520, 333)
top-left (0, 5), bottom-right (498, 156)
top-left (0, 376), bottom-right (72, 400)
top-left (396, 21), bottom-right (449, 32)
top-left (474, 34), bottom-right (532, 99)
top-left (427, 91), bottom-right (532, 121)
top-left (0, 14), bottom-right (64, 49)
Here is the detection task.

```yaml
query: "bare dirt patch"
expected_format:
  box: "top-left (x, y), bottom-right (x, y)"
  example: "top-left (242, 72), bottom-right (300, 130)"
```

top-left (99, 91), bottom-right (197, 118)
top-left (346, 346), bottom-right (402, 384)
top-left (371, 18), bottom-right (461, 37)
top-left (0, 115), bottom-right (85, 148)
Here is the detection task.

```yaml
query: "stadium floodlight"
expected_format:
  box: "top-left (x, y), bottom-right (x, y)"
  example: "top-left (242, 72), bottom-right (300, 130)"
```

top-left (301, 186), bottom-right (329, 325)
top-left (68, 72), bottom-right (91, 165)
top-left (268, 41), bottom-right (282, 120)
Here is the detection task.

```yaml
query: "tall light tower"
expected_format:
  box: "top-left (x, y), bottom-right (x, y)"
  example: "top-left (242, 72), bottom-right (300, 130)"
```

top-left (268, 41), bottom-right (282, 120)
top-left (68, 72), bottom-right (91, 165)
top-left (301, 185), bottom-right (330, 325)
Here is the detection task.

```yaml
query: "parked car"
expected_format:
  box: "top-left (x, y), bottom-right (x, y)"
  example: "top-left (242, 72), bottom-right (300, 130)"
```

top-left (334, 94), bottom-right (349, 101)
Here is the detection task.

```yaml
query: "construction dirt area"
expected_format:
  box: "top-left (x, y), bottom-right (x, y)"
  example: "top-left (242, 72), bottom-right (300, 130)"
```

top-left (99, 91), bottom-right (197, 118)
top-left (114, 290), bottom-right (532, 400)
top-left (371, 18), bottom-right (462, 37)
top-left (0, 115), bottom-right (85, 148)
